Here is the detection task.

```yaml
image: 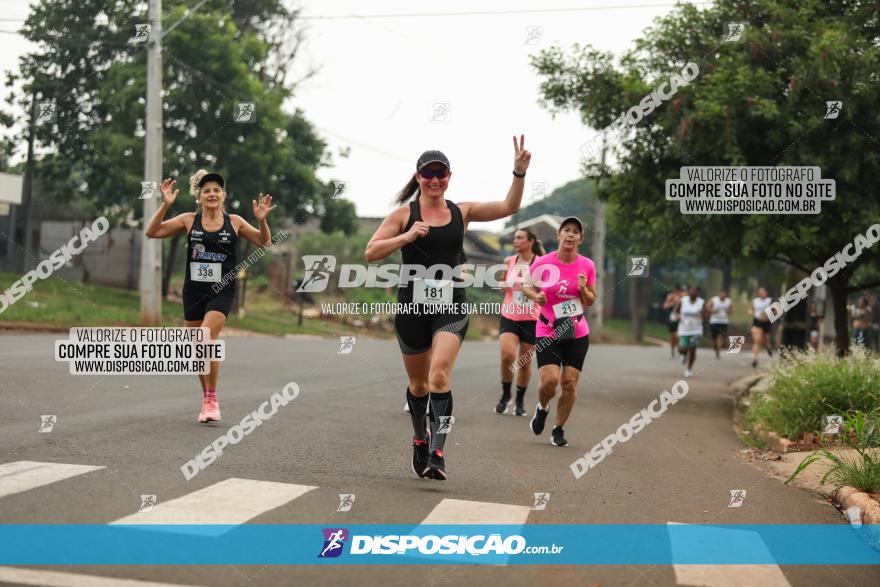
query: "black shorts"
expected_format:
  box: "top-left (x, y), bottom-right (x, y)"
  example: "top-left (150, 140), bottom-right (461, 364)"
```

top-left (752, 319), bottom-right (771, 333)
top-left (394, 309), bottom-right (469, 355)
top-left (499, 316), bottom-right (537, 345)
top-left (182, 288), bottom-right (235, 321)
top-left (710, 323), bottom-right (729, 337)
top-left (668, 320), bottom-right (679, 333)
top-left (536, 335), bottom-right (589, 371)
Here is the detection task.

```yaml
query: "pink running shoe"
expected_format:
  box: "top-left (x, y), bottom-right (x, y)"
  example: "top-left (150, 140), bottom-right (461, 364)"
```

top-left (197, 398), bottom-right (209, 423)
top-left (202, 398), bottom-right (221, 422)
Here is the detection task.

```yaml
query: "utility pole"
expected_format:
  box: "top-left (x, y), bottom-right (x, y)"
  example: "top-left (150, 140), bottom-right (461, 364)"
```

top-left (591, 131), bottom-right (607, 331)
top-left (14, 96), bottom-right (36, 273)
top-left (140, 0), bottom-right (163, 325)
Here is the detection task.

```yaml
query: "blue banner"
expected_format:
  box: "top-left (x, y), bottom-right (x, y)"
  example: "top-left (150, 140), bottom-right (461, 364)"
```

top-left (1, 525), bottom-right (879, 565)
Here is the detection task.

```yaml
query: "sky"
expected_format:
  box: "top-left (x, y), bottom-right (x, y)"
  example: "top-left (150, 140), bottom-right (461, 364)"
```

top-left (0, 0), bottom-right (702, 229)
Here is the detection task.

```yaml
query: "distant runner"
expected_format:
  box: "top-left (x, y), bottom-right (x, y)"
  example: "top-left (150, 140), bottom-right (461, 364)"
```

top-left (676, 285), bottom-right (708, 378)
top-left (707, 289), bottom-right (733, 359)
top-left (748, 287), bottom-right (774, 368)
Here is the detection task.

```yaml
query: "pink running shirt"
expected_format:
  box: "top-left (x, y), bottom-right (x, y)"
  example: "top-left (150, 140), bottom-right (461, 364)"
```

top-left (501, 255), bottom-right (541, 321)
top-left (530, 251), bottom-right (597, 339)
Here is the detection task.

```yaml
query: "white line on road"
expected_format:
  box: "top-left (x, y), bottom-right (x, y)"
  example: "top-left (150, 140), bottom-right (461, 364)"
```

top-left (0, 461), bottom-right (104, 499)
top-left (668, 522), bottom-right (791, 587)
top-left (110, 478), bottom-right (317, 527)
top-left (420, 498), bottom-right (532, 525)
top-left (0, 567), bottom-right (204, 587)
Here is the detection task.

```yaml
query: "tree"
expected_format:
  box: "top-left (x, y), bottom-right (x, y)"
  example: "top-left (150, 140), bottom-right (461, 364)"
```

top-left (3, 0), bottom-right (356, 295)
top-left (532, 0), bottom-right (880, 354)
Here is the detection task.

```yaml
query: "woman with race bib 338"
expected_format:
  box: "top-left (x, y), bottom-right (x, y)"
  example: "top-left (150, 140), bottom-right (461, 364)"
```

top-left (145, 170), bottom-right (276, 423)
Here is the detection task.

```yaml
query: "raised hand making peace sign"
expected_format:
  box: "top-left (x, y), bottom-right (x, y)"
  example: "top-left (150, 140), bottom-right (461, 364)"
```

top-left (513, 134), bottom-right (532, 174)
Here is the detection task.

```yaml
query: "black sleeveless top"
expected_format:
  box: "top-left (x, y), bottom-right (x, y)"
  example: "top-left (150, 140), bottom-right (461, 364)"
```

top-left (184, 212), bottom-right (238, 295)
top-left (397, 198), bottom-right (467, 303)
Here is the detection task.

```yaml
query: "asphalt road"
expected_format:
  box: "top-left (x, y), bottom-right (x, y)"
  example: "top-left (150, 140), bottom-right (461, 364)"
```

top-left (0, 333), bottom-right (877, 586)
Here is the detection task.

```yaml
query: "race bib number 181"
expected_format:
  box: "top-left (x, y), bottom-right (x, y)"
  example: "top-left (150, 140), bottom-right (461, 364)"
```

top-left (413, 279), bottom-right (453, 304)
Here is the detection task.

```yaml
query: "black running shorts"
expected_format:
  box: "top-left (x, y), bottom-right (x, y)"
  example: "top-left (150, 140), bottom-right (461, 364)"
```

top-left (536, 335), bottom-right (590, 371)
top-left (752, 319), bottom-right (771, 333)
top-left (182, 288), bottom-right (235, 321)
top-left (710, 323), bottom-right (729, 337)
top-left (395, 310), bottom-right (469, 355)
top-left (499, 316), bottom-right (537, 345)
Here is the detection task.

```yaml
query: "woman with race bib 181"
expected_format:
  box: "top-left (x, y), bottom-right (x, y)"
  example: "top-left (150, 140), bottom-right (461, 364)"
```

top-left (522, 217), bottom-right (597, 447)
top-left (365, 136), bottom-right (531, 480)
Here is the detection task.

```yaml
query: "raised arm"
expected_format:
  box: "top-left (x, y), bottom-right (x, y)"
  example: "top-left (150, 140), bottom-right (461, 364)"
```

top-left (459, 135), bottom-right (532, 224)
top-left (365, 206), bottom-right (425, 262)
top-left (144, 178), bottom-right (191, 239)
top-left (233, 194), bottom-right (276, 247)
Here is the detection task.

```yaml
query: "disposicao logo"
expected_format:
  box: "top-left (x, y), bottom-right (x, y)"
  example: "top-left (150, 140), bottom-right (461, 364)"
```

top-left (318, 528), bottom-right (349, 558)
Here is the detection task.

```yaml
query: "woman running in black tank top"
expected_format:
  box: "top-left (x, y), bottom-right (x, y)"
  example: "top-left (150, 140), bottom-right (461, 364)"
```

top-left (365, 136), bottom-right (532, 480)
top-left (145, 170), bottom-right (276, 424)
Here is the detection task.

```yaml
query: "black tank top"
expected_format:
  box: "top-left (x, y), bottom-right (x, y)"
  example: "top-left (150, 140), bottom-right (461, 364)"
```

top-left (184, 212), bottom-right (238, 294)
top-left (397, 198), bottom-right (466, 303)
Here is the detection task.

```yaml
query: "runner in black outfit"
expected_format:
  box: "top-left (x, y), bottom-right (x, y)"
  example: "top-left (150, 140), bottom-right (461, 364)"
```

top-left (365, 136), bottom-right (531, 480)
top-left (145, 170), bottom-right (276, 423)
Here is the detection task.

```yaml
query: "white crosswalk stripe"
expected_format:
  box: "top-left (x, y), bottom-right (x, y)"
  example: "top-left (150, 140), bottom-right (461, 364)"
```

top-left (110, 477), bottom-right (317, 528)
top-left (0, 461), bottom-right (104, 499)
top-left (0, 567), bottom-right (204, 587)
top-left (668, 522), bottom-right (791, 587)
top-left (420, 498), bottom-right (532, 524)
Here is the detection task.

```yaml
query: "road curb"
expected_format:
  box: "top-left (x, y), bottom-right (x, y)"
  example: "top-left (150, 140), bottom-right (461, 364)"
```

top-left (836, 486), bottom-right (880, 525)
top-left (732, 374), bottom-right (880, 525)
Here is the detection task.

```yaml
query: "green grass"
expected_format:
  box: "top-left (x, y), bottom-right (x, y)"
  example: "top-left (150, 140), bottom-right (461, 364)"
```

top-left (602, 319), bottom-right (669, 345)
top-left (0, 271), bottom-right (349, 337)
top-left (743, 348), bottom-right (880, 439)
top-left (786, 411), bottom-right (880, 492)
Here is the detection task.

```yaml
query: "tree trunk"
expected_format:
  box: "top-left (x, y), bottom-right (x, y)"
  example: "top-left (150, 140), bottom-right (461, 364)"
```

top-left (629, 279), bottom-right (646, 342)
top-left (721, 260), bottom-right (732, 292)
top-left (828, 277), bottom-right (850, 357)
top-left (162, 232), bottom-right (182, 298)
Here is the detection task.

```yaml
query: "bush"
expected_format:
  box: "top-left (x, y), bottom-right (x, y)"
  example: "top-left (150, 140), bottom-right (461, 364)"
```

top-left (746, 348), bottom-right (880, 439)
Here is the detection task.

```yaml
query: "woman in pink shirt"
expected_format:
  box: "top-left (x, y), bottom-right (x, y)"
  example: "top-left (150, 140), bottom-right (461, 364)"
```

top-left (495, 228), bottom-right (545, 417)
top-left (523, 217), bottom-right (597, 447)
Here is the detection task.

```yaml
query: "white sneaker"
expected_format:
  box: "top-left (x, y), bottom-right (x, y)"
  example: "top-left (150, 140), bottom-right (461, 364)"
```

top-left (684, 368), bottom-right (693, 377)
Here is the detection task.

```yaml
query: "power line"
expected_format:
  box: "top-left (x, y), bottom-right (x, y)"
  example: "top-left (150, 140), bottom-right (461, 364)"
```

top-left (298, 2), bottom-right (711, 20)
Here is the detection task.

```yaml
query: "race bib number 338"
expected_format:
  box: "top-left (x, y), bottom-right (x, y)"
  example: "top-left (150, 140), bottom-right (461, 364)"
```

top-left (190, 262), bottom-right (221, 283)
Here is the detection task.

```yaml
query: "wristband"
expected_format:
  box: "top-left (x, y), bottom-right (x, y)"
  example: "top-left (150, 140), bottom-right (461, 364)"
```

top-left (512, 170), bottom-right (526, 178)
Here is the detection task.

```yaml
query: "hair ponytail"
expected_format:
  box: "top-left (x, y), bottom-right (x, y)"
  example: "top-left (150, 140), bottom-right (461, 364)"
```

top-left (395, 175), bottom-right (420, 205)
top-left (531, 237), bottom-right (545, 257)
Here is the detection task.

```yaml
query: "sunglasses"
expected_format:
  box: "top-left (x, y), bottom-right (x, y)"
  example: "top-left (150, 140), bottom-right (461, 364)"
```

top-left (419, 168), bottom-right (450, 180)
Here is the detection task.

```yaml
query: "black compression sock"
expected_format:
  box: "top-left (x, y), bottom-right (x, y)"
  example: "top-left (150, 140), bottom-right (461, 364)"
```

top-left (429, 391), bottom-right (454, 453)
top-left (501, 381), bottom-right (512, 400)
top-left (515, 386), bottom-right (527, 404)
top-left (406, 388), bottom-right (429, 440)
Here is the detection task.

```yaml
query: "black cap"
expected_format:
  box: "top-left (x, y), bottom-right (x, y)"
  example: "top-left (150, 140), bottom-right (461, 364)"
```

top-left (416, 150), bottom-right (450, 172)
top-left (559, 216), bottom-right (584, 233)
top-left (198, 172), bottom-right (225, 189)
